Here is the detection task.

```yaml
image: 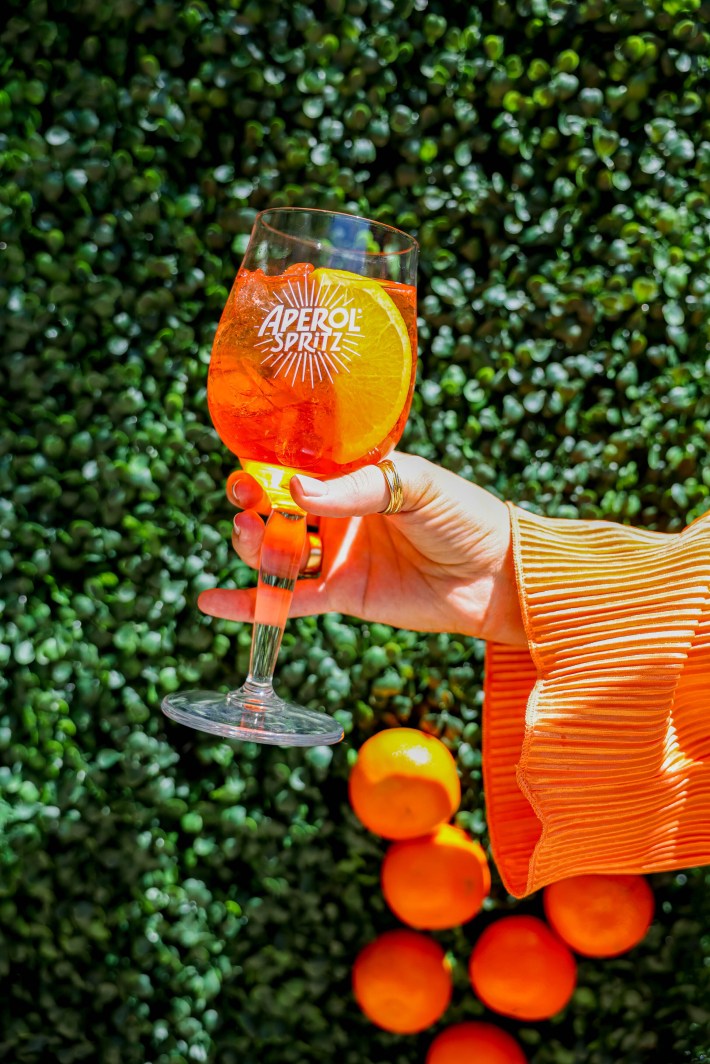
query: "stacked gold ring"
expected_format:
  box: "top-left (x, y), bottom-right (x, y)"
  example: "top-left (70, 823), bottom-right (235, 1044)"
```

top-left (378, 459), bottom-right (404, 516)
top-left (301, 530), bottom-right (323, 577)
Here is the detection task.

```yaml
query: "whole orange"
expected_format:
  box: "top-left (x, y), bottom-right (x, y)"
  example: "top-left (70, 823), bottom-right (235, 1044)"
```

top-left (543, 873), bottom-right (654, 957)
top-left (348, 727), bottom-right (460, 839)
top-left (469, 915), bottom-right (577, 1021)
top-left (381, 823), bottom-right (491, 930)
top-left (352, 929), bottom-right (452, 1034)
top-left (426, 1021), bottom-right (527, 1064)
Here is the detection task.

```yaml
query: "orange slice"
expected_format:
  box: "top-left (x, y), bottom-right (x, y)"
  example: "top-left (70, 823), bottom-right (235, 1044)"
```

top-left (310, 267), bottom-right (413, 465)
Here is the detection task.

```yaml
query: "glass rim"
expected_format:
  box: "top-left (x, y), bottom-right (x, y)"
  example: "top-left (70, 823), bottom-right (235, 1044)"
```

top-left (254, 206), bottom-right (419, 257)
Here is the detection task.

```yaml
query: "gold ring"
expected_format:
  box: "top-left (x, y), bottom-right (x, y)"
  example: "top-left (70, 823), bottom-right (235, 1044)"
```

top-left (300, 527), bottom-right (323, 578)
top-left (378, 459), bottom-right (404, 516)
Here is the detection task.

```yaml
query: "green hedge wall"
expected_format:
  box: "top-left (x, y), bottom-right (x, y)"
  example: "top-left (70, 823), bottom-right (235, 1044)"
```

top-left (2, 0), bottom-right (710, 1061)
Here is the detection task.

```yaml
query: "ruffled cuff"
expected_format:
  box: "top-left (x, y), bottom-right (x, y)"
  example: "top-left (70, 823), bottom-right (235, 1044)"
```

top-left (483, 505), bottom-right (710, 897)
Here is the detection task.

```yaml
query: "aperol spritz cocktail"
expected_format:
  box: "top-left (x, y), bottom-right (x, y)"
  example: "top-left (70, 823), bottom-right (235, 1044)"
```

top-left (208, 263), bottom-right (417, 499)
top-left (162, 209), bottom-right (418, 746)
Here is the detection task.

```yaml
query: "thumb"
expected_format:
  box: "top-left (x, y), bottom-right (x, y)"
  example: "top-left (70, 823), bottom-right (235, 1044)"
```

top-left (289, 452), bottom-right (434, 518)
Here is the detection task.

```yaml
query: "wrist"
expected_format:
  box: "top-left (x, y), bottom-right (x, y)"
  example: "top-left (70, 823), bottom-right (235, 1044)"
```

top-left (477, 496), bottom-right (527, 648)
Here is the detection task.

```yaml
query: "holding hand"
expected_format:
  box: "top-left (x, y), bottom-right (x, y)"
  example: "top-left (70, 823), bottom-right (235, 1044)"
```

top-left (198, 453), bottom-right (526, 648)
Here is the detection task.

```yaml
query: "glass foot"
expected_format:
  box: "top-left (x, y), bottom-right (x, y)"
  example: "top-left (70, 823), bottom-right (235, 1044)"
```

top-left (161, 686), bottom-right (344, 746)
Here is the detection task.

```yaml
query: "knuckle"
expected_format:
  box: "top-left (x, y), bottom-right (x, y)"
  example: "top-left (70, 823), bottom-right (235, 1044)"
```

top-left (352, 466), bottom-right (375, 501)
top-left (400, 454), bottom-right (436, 509)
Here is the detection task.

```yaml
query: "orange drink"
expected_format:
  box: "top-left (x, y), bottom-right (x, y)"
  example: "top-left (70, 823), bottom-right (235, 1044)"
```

top-left (208, 263), bottom-right (417, 503)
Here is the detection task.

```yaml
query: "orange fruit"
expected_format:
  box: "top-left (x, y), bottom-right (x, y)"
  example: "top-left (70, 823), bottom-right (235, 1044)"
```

top-left (348, 727), bottom-right (461, 839)
top-left (310, 268), bottom-right (414, 465)
top-left (352, 929), bottom-right (452, 1033)
top-left (381, 823), bottom-right (491, 929)
top-left (426, 1022), bottom-right (528, 1064)
top-left (469, 915), bottom-right (577, 1021)
top-left (543, 873), bottom-right (654, 958)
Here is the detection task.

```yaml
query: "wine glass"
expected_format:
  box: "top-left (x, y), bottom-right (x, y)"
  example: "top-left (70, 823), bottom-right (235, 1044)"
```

top-left (162, 208), bottom-right (419, 745)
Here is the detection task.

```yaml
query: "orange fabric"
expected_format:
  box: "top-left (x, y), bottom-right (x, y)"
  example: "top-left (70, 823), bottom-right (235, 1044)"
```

top-left (483, 504), bottom-right (710, 898)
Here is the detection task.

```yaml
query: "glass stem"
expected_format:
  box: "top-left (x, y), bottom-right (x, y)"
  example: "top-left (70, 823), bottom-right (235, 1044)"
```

top-left (244, 508), bottom-right (306, 694)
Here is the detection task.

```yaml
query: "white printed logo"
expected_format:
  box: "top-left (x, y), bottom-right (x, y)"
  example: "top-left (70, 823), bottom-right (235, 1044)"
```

top-left (255, 276), bottom-right (363, 386)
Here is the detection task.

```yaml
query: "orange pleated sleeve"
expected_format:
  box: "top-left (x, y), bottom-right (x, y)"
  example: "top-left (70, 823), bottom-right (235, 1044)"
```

top-left (483, 503), bottom-right (710, 898)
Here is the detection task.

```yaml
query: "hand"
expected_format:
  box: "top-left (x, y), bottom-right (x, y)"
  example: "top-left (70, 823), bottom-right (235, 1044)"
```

top-left (198, 453), bottom-right (526, 647)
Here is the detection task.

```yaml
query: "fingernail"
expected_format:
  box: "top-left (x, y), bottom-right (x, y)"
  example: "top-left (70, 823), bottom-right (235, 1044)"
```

top-left (293, 475), bottom-right (328, 497)
top-left (232, 516), bottom-right (241, 538)
top-left (231, 483), bottom-right (245, 507)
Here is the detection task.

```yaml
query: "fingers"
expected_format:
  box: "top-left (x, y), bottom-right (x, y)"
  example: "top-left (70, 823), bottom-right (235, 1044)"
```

top-left (199, 586), bottom-right (257, 621)
top-left (198, 579), bottom-right (331, 622)
top-left (289, 452), bottom-right (435, 519)
top-left (232, 509), bottom-right (316, 572)
top-left (226, 470), bottom-right (271, 514)
top-left (232, 510), bottom-right (266, 569)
